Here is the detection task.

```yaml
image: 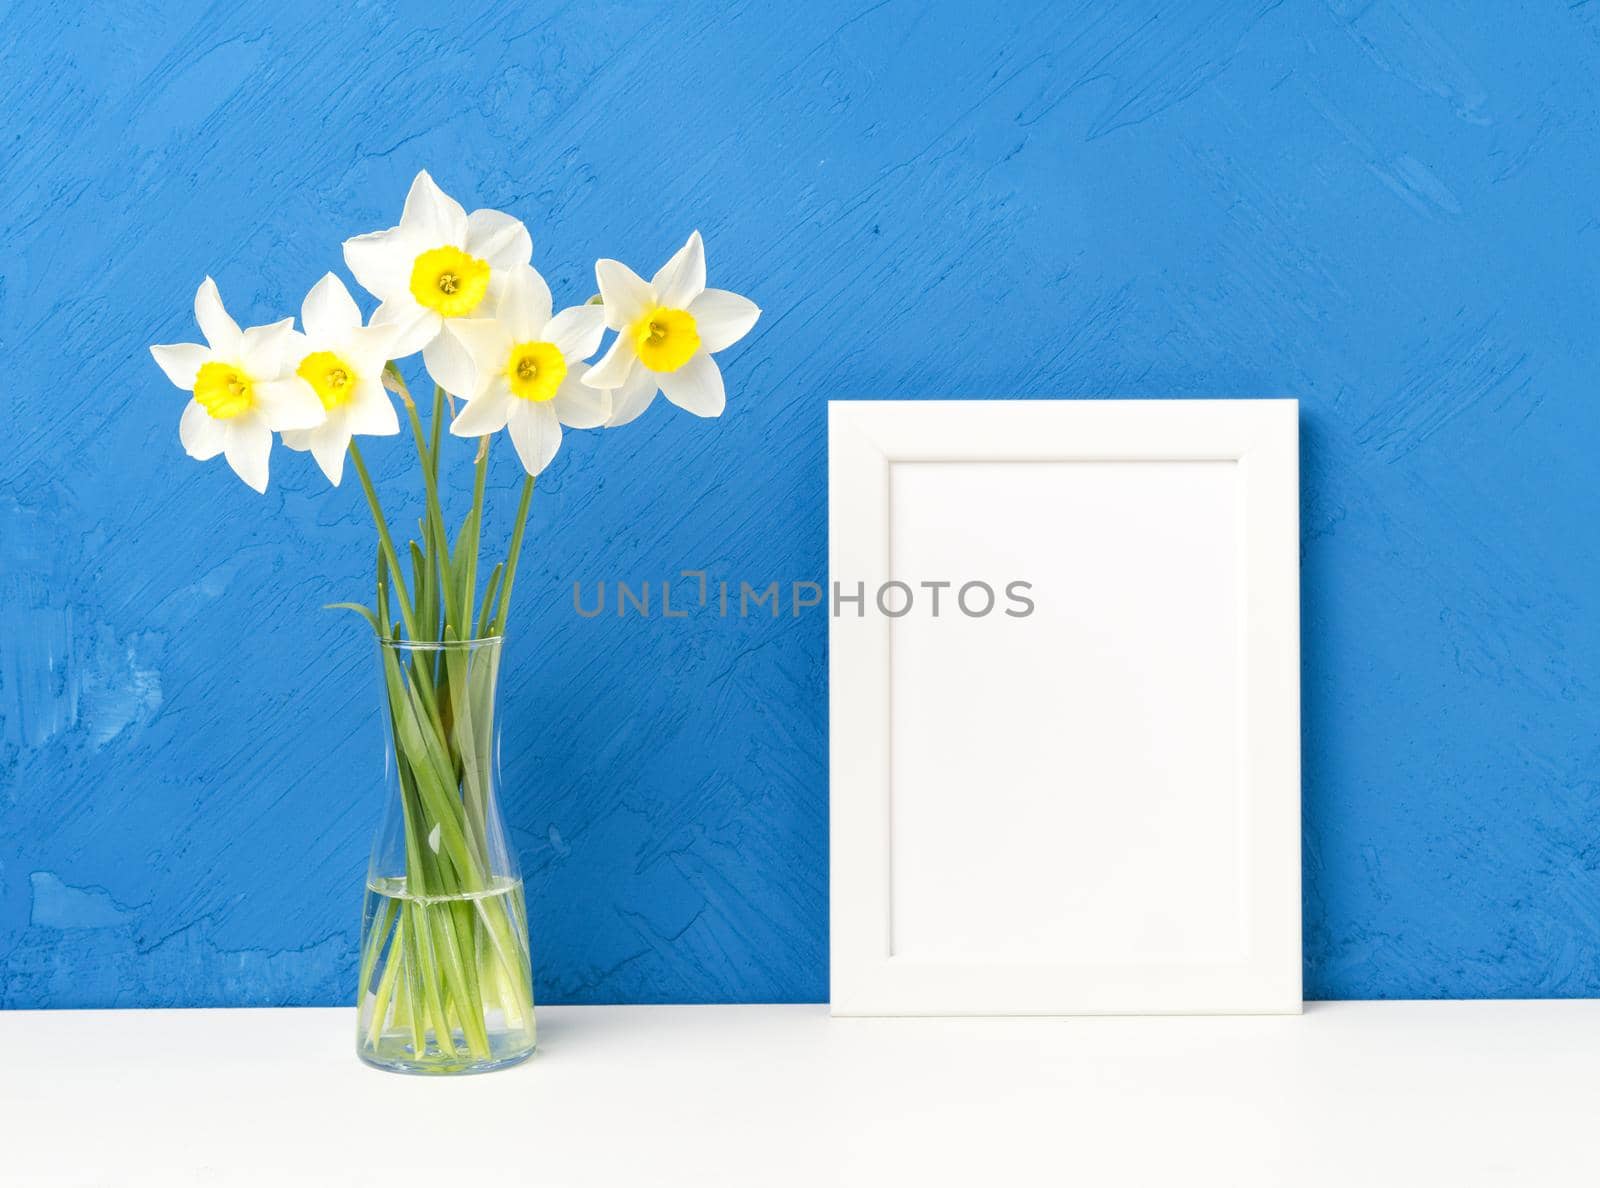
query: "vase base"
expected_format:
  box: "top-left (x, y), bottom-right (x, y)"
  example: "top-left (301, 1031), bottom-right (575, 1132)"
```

top-left (358, 1030), bottom-right (536, 1076)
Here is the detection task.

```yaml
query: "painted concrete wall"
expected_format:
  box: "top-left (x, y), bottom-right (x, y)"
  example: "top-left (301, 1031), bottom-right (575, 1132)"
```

top-left (2, 1), bottom-right (1597, 1006)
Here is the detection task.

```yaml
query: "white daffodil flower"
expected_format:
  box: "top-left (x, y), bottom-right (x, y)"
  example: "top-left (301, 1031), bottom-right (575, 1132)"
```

top-left (435, 264), bottom-right (610, 476)
top-left (149, 278), bottom-right (323, 493)
top-left (278, 274), bottom-right (405, 486)
top-left (341, 169), bottom-right (533, 387)
top-left (580, 230), bottom-right (760, 427)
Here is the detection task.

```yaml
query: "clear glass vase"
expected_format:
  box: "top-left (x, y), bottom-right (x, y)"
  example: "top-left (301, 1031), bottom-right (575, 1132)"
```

top-left (356, 636), bottom-right (536, 1074)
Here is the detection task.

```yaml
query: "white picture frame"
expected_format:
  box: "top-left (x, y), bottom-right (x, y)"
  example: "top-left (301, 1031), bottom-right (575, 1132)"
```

top-left (829, 399), bottom-right (1301, 1016)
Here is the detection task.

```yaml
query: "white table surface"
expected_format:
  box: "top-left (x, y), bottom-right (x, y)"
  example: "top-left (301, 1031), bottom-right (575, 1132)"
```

top-left (4, 1000), bottom-right (1597, 1186)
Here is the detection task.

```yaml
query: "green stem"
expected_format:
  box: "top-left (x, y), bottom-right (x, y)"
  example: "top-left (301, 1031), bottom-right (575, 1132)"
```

top-left (475, 564), bottom-right (504, 638)
top-left (474, 892), bottom-right (533, 1024)
top-left (428, 383), bottom-right (444, 485)
top-left (455, 437), bottom-right (490, 635)
top-left (391, 371), bottom-right (451, 641)
top-left (445, 648), bottom-right (489, 869)
top-left (491, 475), bottom-right (536, 636)
top-left (430, 904), bottom-right (491, 1058)
top-left (405, 390), bottom-right (451, 580)
top-left (357, 895), bottom-right (398, 1000)
top-left (407, 902), bottom-right (457, 1059)
top-left (364, 911), bottom-right (407, 1047)
top-left (349, 442), bottom-right (415, 634)
top-left (400, 926), bottom-right (428, 1058)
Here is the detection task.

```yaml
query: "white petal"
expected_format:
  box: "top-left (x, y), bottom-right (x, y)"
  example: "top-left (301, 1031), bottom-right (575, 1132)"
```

top-left (343, 226), bottom-right (423, 301)
top-left (239, 319), bottom-right (299, 380)
top-left (583, 334), bottom-right (637, 390)
top-left (594, 259), bottom-right (654, 329)
top-left (309, 422), bottom-right (351, 485)
top-left (465, 208), bottom-right (533, 270)
top-left (424, 328), bottom-right (477, 398)
top-left (544, 304), bottom-right (607, 362)
top-left (278, 329), bottom-right (312, 378)
top-left (689, 288), bottom-right (761, 353)
top-left (652, 230), bottom-right (706, 309)
top-left (254, 378), bottom-right (325, 432)
top-left (497, 265), bottom-right (553, 341)
top-left (223, 417), bottom-right (272, 493)
top-left (444, 319), bottom-right (513, 397)
top-left (551, 364), bottom-right (610, 429)
top-left (302, 273), bottom-right (362, 340)
top-left (179, 400), bottom-right (226, 460)
top-left (195, 277), bottom-right (242, 355)
top-left (603, 365), bottom-right (661, 428)
top-left (280, 428), bottom-right (311, 451)
top-left (478, 265), bottom-right (512, 320)
top-left (506, 401), bottom-right (562, 475)
top-left (450, 384), bottom-right (513, 437)
top-left (657, 352), bottom-right (725, 418)
top-left (150, 343), bottom-right (210, 390)
top-left (399, 170), bottom-right (468, 246)
top-left (371, 299), bottom-right (441, 358)
top-left (346, 380), bottom-right (401, 437)
top-left (347, 322), bottom-right (405, 371)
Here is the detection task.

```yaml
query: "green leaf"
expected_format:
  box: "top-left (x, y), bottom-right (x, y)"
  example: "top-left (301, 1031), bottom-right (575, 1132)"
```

top-left (323, 602), bottom-right (379, 633)
top-left (409, 540), bottom-right (432, 641)
top-left (475, 564), bottom-right (504, 638)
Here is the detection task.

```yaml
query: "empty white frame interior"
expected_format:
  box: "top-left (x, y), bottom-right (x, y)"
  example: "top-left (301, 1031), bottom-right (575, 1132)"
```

top-left (829, 400), bottom-right (1301, 1016)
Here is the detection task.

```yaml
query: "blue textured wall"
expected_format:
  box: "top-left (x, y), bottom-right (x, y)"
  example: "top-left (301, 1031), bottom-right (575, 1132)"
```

top-left (2, 2), bottom-right (1598, 1007)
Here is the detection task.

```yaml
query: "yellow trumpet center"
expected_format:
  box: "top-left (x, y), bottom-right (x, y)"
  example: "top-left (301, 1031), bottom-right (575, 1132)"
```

top-left (505, 341), bottom-right (567, 402)
top-left (192, 361), bottom-right (255, 420)
top-left (409, 246), bottom-right (491, 317)
top-left (632, 306), bottom-right (699, 373)
top-left (296, 351), bottom-right (359, 411)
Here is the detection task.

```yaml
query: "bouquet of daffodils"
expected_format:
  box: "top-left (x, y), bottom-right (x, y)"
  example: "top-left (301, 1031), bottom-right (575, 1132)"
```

top-left (149, 172), bottom-right (758, 1072)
